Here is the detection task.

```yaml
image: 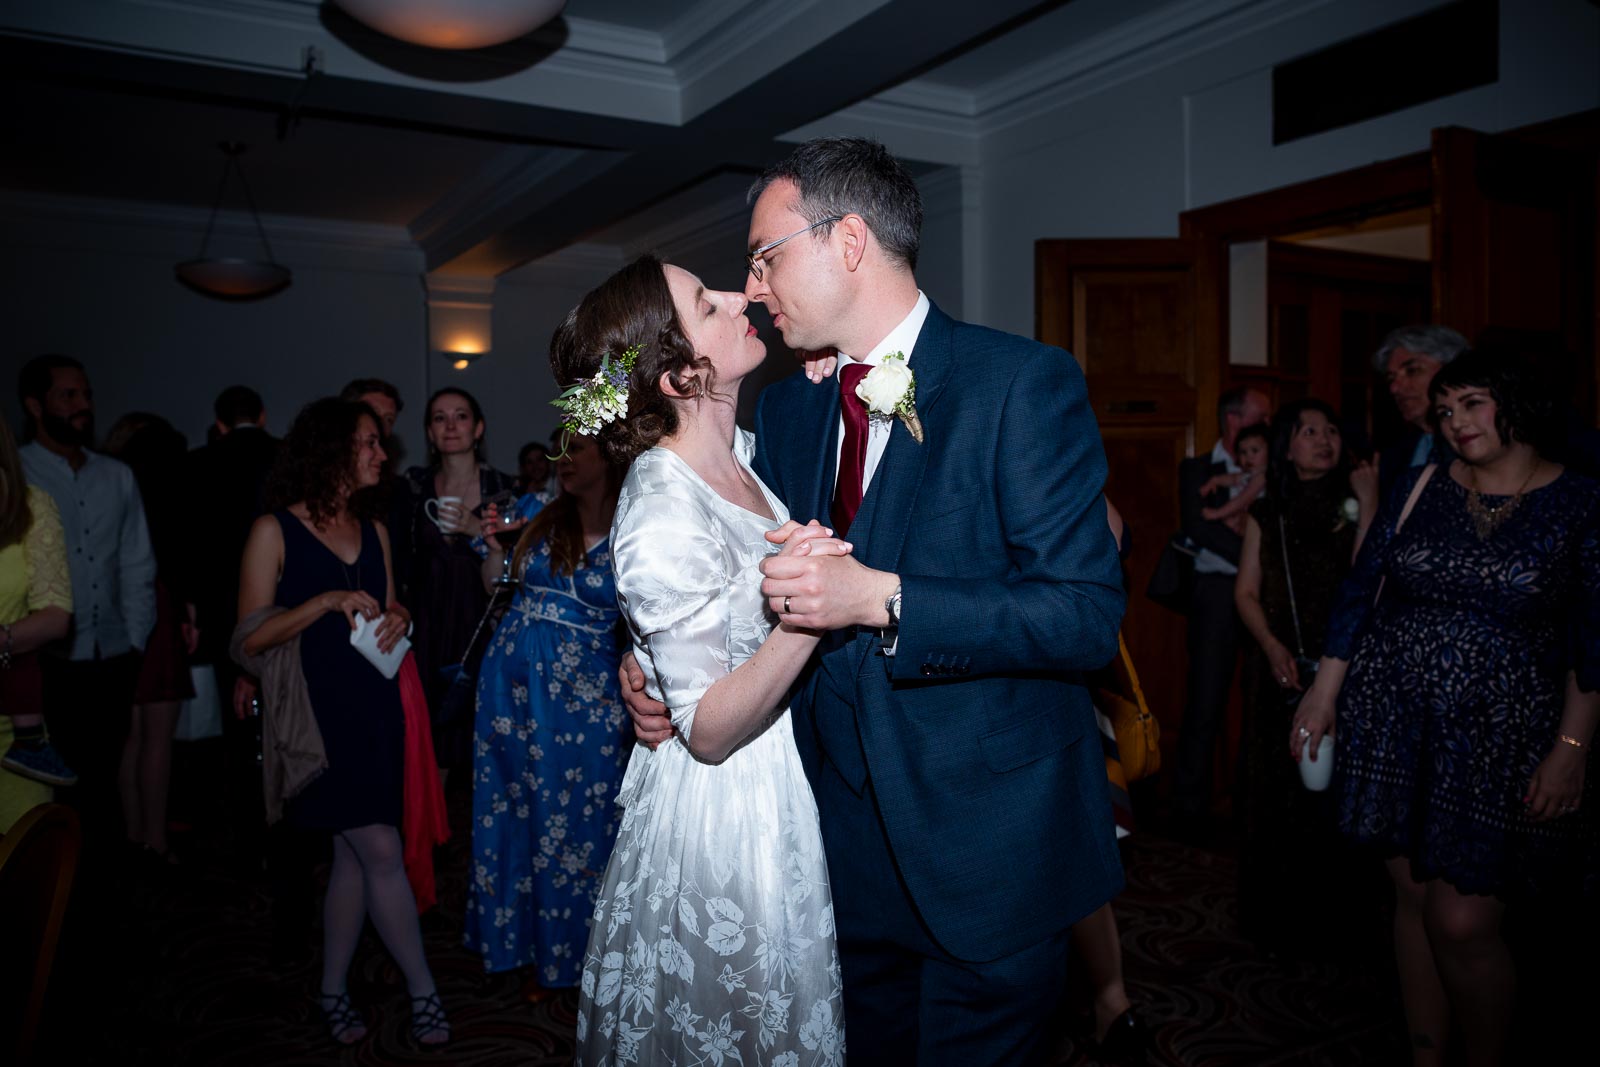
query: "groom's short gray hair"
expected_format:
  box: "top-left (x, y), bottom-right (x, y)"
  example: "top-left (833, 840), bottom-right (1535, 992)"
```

top-left (749, 138), bottom-right (922, 272)
top-left (1372, 325), bottom-right (1468, 374)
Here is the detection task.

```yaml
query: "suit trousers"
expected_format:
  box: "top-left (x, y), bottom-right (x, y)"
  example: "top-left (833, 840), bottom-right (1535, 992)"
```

top-left (816, 755), bottom-right (1072, 1065)
top-left (1173, 573), bottom-right (1242, 820)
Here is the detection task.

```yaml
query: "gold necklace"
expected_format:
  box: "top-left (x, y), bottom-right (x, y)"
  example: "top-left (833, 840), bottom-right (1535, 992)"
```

top-left (1465, 459), bottom-right (1540, 540)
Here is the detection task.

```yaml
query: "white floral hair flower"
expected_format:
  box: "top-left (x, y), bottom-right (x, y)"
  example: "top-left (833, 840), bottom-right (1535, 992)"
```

top-left (551, 344), bottom-right (642, 456)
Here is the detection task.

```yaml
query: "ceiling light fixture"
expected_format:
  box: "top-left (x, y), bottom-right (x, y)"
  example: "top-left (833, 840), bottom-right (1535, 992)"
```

top-left (175, 142), bottom-right (291, 300)
top-left (332, 0), bottom-right (567, 50)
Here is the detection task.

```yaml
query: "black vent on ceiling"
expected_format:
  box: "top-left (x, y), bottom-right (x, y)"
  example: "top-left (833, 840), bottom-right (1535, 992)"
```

top-left (1272, 0), bottom-right (1498, 146)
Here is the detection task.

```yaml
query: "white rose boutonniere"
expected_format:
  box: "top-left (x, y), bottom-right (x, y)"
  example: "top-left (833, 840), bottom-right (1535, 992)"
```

top-left (1340, 497), bottom-right (1360, 524)
top-left (856, 351), bottom-right (924, 443)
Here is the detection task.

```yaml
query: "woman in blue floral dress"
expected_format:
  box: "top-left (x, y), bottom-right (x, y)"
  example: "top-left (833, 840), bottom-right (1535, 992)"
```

top-left (1291, 351), bottom-right (1598, 1067)
top-left (466, 435), bottom-right (630, 992)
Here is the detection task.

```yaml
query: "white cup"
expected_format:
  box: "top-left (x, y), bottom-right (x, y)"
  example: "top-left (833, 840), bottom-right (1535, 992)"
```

top-left (424, 495), bottom-right (465, 532)
top-left (1298, 735), bottom-right (1336, 792)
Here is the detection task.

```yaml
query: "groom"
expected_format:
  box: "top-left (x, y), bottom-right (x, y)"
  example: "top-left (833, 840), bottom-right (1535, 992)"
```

top-left (624, 137), bottom-right (1125, 1063)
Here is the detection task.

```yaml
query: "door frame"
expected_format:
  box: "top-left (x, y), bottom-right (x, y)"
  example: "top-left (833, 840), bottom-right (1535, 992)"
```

top-left (1178, 152), bottom-right (1433, 447)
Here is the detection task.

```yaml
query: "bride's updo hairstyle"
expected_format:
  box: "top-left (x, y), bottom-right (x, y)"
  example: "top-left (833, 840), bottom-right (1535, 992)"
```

top-left (549, 253), bottom-right (712, 466)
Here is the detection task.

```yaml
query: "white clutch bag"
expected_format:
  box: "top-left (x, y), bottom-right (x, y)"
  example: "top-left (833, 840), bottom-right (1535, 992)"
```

top-left (349, 613), bottom-right (411, 680)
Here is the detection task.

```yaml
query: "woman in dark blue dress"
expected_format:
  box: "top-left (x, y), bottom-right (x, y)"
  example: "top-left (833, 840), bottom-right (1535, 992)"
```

top-left (239, 398), bottom-right (447, 1047)
top-left (1291, 352), bottom-right (1598, 1067)
top-left (465, 434), bottom-right (628, 995)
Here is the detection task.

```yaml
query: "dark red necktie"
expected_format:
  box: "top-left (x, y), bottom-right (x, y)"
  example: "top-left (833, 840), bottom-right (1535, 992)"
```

top-left (831, 361), bottom-right (872, 538)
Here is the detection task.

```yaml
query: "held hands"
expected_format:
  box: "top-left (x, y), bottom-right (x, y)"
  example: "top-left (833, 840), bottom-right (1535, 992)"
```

top-left (1289, 681), bottom-right (1337, 762)
top-left (1524, 743), bottom-right (1586, 821)
top-left (759, 520), bottom-right (892, 632)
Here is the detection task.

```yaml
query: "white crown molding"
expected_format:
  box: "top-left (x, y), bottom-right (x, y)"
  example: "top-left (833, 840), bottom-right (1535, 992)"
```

top-left (848, 0), bottom-right (1332, 142)
top-left (780, 98), bottom-right (981, 168)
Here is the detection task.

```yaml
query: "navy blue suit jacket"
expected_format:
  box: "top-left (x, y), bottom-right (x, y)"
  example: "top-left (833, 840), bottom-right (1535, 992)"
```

top-left (751, 302), bottom-right (1126, 962)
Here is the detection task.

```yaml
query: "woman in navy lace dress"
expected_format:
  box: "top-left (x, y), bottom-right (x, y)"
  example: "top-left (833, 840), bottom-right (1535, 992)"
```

top-left (1291, 351), bottom-right (1597, 1067)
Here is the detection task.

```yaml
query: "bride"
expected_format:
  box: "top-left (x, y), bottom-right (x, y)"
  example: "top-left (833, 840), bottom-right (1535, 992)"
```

top-left (551, 254), bottom-right (846, 1066)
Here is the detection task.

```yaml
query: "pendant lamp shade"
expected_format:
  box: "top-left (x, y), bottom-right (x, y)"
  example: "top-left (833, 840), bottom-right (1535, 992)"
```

top-left (175, 142), bottom-right (291, 301)
top-left (332, 0), bottom-right (566, 50)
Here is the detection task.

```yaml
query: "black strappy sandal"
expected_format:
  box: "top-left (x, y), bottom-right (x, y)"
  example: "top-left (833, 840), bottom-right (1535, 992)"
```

top-left (410, 991), bottom-right (450, 1046)
top-left (318, 990), bottom-right (367, 1046)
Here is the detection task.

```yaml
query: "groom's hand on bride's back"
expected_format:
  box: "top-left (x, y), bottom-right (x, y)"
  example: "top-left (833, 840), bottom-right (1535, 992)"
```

top-left (620, 653), bottom-right (675, 748)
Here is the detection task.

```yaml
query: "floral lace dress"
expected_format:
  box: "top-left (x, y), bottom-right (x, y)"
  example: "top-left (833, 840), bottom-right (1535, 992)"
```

top-left (575, 431), bottom-right (844, 1067)
top-left (1325, 465), bottom-right (1600, 898)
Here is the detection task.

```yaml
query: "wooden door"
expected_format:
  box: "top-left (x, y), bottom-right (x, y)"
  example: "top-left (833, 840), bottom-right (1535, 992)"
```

top-left (1265, 241), bottom-right (1431, 452)
top-left (1035, 239), bottom-right (1196, 759)
top-left (1433, 125), bottom-right (1598, 418)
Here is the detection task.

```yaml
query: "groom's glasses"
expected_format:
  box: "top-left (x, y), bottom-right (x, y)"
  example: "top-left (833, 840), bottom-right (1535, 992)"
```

top-left (745, 216), bottom-right (842, 282)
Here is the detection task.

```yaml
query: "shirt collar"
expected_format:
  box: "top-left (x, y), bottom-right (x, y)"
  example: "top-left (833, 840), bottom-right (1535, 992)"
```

top-left (839, 291), bottom-right (930, 368)
top-left (1210, 438), bottom-right (1240, 474)
top-left (23, 440), bottom-right (97, 470)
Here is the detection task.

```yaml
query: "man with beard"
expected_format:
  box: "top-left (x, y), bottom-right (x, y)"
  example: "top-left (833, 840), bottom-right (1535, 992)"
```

top-left (17, 353), bottom-right (156, 840)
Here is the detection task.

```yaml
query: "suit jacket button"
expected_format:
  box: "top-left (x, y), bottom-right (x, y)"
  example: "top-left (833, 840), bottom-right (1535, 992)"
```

top-left (921, 664), bottom-right (934, 676)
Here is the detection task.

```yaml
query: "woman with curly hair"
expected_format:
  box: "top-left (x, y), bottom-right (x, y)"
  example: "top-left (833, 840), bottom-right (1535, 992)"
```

top-left (1292, 350), bottom-right (1599, 1066)
top-left (237, 398), bottom-right (447, 1047)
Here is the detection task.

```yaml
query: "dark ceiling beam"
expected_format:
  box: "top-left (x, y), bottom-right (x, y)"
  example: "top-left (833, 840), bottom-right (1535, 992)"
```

top-left (427, 0), bottom-right (1064, 275)
top-left (0, 35), bottom-right (677, 151)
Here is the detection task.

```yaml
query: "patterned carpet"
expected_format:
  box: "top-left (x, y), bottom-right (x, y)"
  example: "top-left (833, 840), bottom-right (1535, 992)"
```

top-left (35, 766), bottom-right (1437, 1067)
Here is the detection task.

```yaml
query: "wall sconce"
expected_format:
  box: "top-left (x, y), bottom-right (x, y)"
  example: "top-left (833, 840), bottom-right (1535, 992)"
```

top-left (427, 273), bottom-right (494, 371)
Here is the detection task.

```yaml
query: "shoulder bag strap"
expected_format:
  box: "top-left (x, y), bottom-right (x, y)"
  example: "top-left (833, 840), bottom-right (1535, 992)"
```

top-left (1375, 463), bottom-right (1437, 605)
top-left (1277, 512), bottom-right (1307, 658)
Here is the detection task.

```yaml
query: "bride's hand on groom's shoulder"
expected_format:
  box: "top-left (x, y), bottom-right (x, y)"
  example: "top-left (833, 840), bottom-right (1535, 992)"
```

top-left (796, 348), bottom-right (837, 384)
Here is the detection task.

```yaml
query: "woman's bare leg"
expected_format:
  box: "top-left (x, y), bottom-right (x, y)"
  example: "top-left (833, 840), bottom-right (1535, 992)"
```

top-left (1387, 857), bottom-right (1449, 1067)
top-left (1070, 902), bottom-right (1132, 1041)
top-left (1424, 879), bottom-right (1511, 1067)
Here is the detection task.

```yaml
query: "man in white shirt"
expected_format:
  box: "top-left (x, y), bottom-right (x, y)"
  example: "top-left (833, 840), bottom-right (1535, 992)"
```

top-left (17, 354), bottom-right (156, 838)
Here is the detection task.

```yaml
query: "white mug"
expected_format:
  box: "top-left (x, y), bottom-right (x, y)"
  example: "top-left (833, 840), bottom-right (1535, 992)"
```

top-left (1298, 735), bottom-right (1336, 792)
top-left (424, 495), bottom-right (465, 532)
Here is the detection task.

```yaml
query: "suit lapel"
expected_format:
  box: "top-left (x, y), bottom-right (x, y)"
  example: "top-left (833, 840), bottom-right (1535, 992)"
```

top-left (842, 304), bottom-right (957, 676)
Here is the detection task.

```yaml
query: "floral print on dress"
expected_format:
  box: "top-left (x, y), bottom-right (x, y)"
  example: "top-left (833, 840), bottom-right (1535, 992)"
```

top-left (575, 431), bottom-right (844, 1066)
top-left (466, 493), bottom-right (629, 981)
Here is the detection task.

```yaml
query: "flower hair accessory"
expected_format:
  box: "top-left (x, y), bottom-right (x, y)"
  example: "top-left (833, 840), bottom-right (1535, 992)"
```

top-left (857, 351), bottom-right (923, 443)
top-left (550, 344), bottom-right (642, 457)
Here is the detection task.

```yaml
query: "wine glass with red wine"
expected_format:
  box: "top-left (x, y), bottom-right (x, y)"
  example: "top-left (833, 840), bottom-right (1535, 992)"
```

top-left (479, 490), bottom-right (523, 587)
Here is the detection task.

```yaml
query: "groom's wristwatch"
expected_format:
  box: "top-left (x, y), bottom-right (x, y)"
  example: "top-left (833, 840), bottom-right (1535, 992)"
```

top-left (884, 586), bottom-right (902, 627)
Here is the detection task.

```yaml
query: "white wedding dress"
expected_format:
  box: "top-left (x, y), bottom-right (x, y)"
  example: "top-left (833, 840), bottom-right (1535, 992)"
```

top-left (574, 430), bottom-right (845, 1067)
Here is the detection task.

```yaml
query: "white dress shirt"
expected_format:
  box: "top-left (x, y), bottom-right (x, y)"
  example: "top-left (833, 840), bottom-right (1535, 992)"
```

top-left (832, 290), bottom-right (931, 499)
top-left (20, 442), bottom-right (157, 659)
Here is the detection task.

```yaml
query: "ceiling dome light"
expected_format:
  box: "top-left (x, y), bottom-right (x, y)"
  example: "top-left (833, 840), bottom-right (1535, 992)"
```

top-left (332, 0), bottom-right (567, 50)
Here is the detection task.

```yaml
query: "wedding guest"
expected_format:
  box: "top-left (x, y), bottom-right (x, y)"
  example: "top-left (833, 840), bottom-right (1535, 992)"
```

top-left (339, 378), bottom-right (402, 440)
top-left (1292, 351), bottom-right (1598, 1067)
top-left (16, 354), bottom-right (155, 839)
top-left (236, 398), bottom-right (447, 1046)
top-left (516, 438), bottom-right (558, 498)
top-left (1199, 423), bottom-right (1270, 533)
top-left (1172, 385), bottom-right (1270, 834)
top-left (0, 414), bottom-right (74, 794)
top-left (466, 432), bottom-right (627, 998)
top-left (389, 387), bottom-right (516, 772)
top-left (1233, 400), bottom-right (1376, 954)
top-left (1373, 325), bottom-right (1467, 500)
top-left (101, 413), bottom-right (197, 865)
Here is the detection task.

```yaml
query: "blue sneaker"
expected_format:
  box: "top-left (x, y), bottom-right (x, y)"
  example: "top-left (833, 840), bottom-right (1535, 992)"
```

top-left (1, 740), bottom-right (79, 786)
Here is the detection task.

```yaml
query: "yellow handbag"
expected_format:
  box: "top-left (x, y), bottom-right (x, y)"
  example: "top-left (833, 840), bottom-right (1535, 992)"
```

top-left (1094, 633), bottom-right (1161, 783)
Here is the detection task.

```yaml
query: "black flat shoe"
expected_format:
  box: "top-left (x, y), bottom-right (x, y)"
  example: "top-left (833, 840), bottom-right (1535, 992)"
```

top-left (1092, 1008), bottom-right (1154, 1066)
